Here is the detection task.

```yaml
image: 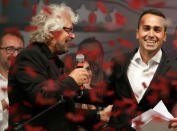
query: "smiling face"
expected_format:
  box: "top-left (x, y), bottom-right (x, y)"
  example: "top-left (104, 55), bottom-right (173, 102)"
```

top-left (136, 14), bottom-right (167, 55)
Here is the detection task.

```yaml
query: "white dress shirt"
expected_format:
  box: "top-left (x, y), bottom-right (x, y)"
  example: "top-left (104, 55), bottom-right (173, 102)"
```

top-left (127, 49), bottom-right (162, 103)
top-left (0, 73), bottom-right (9, 131)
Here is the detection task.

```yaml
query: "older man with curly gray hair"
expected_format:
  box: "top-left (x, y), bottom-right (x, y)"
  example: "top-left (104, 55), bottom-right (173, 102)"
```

top-left (30, 4), bottom-right (78, 44)
top-left (7, 3), bottom-right (98, 131)
top-left (30, 3), bottom-right (79, 54)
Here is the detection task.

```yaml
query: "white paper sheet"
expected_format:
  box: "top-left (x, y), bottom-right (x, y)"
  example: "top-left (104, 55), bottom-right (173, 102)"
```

top-left (131, 100), bottom-right (174, 131)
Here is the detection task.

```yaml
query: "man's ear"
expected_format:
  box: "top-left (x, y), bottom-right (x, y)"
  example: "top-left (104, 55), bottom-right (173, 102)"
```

top-left (47, 32), bottom-right (55, 45)
top-left (163, 31), bottom-right (167, 42)
top-left (136, 29), bottom-right (139, 39)
top-left (49, 32), bottom-right (54, 38)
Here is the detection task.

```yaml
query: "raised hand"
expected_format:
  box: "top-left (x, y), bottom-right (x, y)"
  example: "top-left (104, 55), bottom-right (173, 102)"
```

top-left (69, 68), bottom-right (89, 86)
top-left (100, 105), bottom-right (113, 122)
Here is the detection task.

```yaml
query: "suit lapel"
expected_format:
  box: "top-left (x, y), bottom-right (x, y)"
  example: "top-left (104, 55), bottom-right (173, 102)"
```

top-left (124, 49), bottom-right (171, 105)
top-left (139, 50), bottom-right (171, 105)
top-left (124, 49), bottom-right (139, 103)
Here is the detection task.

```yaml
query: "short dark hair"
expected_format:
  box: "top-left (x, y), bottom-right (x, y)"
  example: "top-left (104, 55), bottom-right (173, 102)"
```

top-left (137, 9), bottom-right (167, 31)
top-left (78, 37), bottom-right (104, 56)
top-left (0, 31), bottom-right (24, 46)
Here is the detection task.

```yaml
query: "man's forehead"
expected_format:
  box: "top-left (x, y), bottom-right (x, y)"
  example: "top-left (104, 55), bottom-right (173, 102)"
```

top-left (61, 11), bottom-right (73, 26)
top-left (63, 18), bottom-right (73, 28)
top-left (2, 34), bottom-right (23, 47)
top-left (140, 14), bottom-right (165, 27)
top-left (3, 34), bottom-right (18, 41)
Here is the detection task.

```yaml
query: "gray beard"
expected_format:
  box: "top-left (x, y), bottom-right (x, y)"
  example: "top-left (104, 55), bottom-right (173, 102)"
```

top-left (55, 42), bottom-right (68, 55)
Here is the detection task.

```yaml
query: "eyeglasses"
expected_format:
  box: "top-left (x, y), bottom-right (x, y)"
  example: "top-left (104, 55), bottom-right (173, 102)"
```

top-left (0, 46), bottom-right (24, 54)
top-left (63, 27), bottom-right (74, 35)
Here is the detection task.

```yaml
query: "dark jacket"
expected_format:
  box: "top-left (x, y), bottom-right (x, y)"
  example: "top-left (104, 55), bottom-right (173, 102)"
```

top-left (8, 42), bottom-right (95, 131)
top-left (108, 49), bottom-right (177, 131)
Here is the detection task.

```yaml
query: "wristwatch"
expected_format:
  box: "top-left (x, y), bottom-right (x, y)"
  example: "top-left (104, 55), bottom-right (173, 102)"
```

top-left (96, 110), bottom-right (100, 121)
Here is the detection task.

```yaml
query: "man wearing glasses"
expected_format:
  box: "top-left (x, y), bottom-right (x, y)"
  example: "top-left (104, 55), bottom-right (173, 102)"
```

top-left (7, 3), bottom-right (100, 131)
top-left (0, 31), bottom-right (24, 131)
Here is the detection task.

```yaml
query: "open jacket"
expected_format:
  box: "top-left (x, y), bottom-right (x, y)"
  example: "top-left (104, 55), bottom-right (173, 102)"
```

top-left (108, 48), bottom-right (177, 130)
top-left (8, 42), bottom-right (98, 131)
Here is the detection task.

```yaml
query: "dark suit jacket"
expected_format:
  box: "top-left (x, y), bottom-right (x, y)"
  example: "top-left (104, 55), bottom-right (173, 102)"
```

top-left (8, 42), bottom-right (98, 131)
top-left (108, 48), bottom-right (177, 131)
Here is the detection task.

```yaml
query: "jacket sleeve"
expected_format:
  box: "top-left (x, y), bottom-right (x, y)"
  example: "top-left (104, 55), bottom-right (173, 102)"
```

top-left (8, 50), bottom-right (80, 107)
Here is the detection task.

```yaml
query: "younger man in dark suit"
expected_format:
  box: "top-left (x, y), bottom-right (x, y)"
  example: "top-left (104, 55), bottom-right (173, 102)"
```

top-left (107, 9), bottom-right (177, 130)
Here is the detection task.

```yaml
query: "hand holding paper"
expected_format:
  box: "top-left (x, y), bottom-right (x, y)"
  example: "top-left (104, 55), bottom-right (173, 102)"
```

top-left (169, 118), bottom-right (177, 130)
top-left (132, 100), bottom-right (174, 131)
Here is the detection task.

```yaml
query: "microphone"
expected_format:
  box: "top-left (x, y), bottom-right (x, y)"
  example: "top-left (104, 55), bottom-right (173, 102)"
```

top-left (76, 54), bottom-right (84, 68)
top-left (76, 54), bottom-right (85, 90)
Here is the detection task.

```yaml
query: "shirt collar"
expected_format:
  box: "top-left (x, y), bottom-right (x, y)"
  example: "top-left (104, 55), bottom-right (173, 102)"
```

top-left (133, 49), bottom-right (162, 64)
top-left (0, 73), bottom-right (7, 81)
top-left (151, 49), bottom-right (162, 64)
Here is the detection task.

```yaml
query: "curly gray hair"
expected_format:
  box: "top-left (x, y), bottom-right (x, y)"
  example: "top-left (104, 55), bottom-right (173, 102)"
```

top-left (29, 3), bottom-right (79, 43)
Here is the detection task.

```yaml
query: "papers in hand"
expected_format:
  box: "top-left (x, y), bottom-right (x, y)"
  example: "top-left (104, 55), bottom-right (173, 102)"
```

top-left (132, 100), bottom-right (174, 131)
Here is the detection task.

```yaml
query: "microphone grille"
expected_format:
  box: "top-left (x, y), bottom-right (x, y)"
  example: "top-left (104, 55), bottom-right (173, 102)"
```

top-left (76, 54), bottom-right (84, 62)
